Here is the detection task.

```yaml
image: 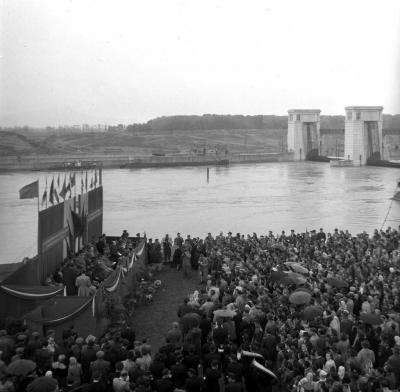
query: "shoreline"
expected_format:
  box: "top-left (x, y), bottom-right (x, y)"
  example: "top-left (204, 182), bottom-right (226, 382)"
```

top-left (0, 151), bottom-right (294, 172)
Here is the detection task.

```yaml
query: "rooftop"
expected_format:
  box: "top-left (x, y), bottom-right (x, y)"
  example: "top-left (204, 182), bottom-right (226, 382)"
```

top-left (288, 109), bottom-right (321, 114)
top-left (345, 106), bottom-right (383, 111)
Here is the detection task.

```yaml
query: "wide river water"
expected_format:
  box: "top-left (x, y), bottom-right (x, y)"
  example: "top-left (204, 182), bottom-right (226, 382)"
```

top-left (0, 162), bottom-right (399, 264)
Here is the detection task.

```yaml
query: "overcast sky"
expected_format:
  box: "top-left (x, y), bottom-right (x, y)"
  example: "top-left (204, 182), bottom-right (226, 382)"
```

top-left (1, 0), bottom-right (399, 127)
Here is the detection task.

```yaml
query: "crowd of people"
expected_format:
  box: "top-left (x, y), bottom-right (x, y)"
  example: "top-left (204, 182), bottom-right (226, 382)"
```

top-left (1, 226), bottom-right (400, 392)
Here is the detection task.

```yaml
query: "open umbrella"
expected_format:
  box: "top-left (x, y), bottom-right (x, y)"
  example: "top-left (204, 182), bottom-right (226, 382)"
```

top-left (289, 290), bottom-right (312, 305)
top-left (302, 305), bottom-right (323, 321)
top-left (294, 287), bottom-right (312, 295)
top-left (239, 350), bottom-right (264, 360)
top-left (213, 309), bottom-right (236, 319)
top-left (360, 313), bottom-right (382, 325)
top-left (289, 263), bottom-right (309, 275)
top-left (270, 270), bottom-right (287, 282)
top-left (251, 359), bottom-right (278, 381)
top-left (326, 277), bottom-right (349, 289)
top-left (6, 359), bottom-right (36, 376)
top-left (181, 312), bottom-right (200, 334)
top-left (280, 272), bottom-right (307, 286)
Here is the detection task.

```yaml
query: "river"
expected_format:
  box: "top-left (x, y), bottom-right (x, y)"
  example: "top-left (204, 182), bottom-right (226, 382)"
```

top-left (0, 162), bottom-right (399, 264)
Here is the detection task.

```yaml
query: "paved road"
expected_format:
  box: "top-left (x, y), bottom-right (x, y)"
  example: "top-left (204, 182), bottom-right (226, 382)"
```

top-left (130, 266), bottom-right (201, 351)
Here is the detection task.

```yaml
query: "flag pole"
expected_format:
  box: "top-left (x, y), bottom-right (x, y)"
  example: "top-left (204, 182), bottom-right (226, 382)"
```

top-left (37, 177), bottom-right (40, 213)
top-left (37, 177), bottom-right (41, 282)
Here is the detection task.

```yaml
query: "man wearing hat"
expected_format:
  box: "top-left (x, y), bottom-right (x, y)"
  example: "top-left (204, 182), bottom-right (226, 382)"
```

top-left (90, 351), bottom-right (111, 385)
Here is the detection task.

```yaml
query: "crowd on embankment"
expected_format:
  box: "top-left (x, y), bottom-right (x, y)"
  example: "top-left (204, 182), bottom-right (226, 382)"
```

top-left (1, 227), bottom-right (400, 392)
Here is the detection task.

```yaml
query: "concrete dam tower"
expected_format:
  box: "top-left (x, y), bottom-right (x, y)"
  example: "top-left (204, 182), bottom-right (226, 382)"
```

top-left (287, 109), bottom-right (324, 161)
top-left (344, 106), bottom-right (384, 165)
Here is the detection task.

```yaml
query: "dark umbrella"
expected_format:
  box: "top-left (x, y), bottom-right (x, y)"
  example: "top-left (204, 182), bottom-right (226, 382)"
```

top-left (280, 272), bottom-right (307, 286)
top-left (302, 305), bottom-right (323, 321)
top-left (6, 359), bottom-right (36, 376)
top-left (360, 313), bottom-right (382, 325)
top-left (270, 270), bottom-right (287, 282)
top-left (181, 312), bottom-right (200, 334)
top-left (289, 291), bottom-right (311, 305)
top-left (26, 376), bottom-right (58, 392)
top-left (251, 359), bottom-right (278, 381)
top-left (285, 262), bottom-right (309, 275)
top-left (326, 277), bottom-right (349, 288)
top-left (294, 287), bottom-right (312, 295)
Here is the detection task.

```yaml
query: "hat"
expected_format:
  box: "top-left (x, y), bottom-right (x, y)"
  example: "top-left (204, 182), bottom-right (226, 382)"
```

top-left (27, 376), bottom-right (58, 392)
top-left (96, 350), bottom-right (104, 358)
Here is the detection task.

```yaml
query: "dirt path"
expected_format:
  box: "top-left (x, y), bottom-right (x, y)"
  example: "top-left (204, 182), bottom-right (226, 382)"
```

top-left (130, 266), bottom-right (201, 351)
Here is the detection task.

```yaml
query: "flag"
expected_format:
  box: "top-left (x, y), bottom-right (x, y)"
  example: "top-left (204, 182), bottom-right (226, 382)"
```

top-left (59, 176), bottom-right (67, 200)
top-left (41, 189), bottom-right (47, 207)
top-left (53, 188), bottom-right (59, 204)
top-left (94, 169), bottom-right (98, 187)
top-left (90, 176), bottom-right (93, 189)
top-left (99, 167), bottom-right (102, 185)
top-left (66, 182), bottom-right (71, 198)
top-left (71, 209), bottom-right (83, 235)
top-left (19, 180), bottom-right (39, 199)
top-left (57, 174), bottom-right (60, 188)
top-left (81, 175), bottom-right (84, 194)
top-left (70, 172), bottom-right (76, 188)
top-left (49, 178), bottom-right (55, 204)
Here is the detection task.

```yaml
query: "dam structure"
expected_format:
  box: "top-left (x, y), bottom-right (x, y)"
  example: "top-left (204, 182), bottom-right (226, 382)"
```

top-left (287, 109), bottom-right (327, 161)
top-left (344, 106), bottom-right (385, 165)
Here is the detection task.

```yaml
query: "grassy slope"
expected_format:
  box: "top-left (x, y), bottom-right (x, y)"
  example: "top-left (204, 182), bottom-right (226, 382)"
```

top-left (0, 129), bottom-right (287, 156)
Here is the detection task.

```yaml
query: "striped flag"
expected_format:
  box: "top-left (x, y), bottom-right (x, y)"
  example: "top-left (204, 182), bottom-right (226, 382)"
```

top-left (41, 189), bottom-right (47, 207)
top-left (59, 175), bottom-right (68, 200)
top-left (49, 178), bottom-right (55, 204)
top-left (19, 180), bottom-right (39, 199)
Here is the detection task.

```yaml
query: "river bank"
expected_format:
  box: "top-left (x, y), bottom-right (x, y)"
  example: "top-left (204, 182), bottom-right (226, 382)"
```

top-left (0, 152), bottom-right (294, 171)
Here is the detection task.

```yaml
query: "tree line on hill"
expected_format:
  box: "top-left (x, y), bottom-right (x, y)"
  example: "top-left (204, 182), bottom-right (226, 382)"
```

top-left (125, 114), bottom-right (400, 133)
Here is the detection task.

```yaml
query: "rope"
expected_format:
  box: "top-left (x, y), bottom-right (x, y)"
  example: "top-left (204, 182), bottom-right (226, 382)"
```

top-left (380, 182), bottom-right (399, 230)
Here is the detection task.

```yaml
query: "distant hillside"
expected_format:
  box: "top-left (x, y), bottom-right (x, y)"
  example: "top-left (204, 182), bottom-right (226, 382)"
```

top-left (125, 114), bottom-right (400, 132)
top-left (1, 113), bottom-right (399, 157)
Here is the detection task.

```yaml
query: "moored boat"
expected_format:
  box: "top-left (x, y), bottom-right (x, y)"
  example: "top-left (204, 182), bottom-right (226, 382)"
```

top-left (330, 159), bottom-right (353, 167)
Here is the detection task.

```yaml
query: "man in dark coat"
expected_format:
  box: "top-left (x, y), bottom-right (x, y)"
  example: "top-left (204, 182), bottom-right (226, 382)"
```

top-left (90, 350), bottom-right (111, 384)
top-left (62, 261), bottom-right (77, 295)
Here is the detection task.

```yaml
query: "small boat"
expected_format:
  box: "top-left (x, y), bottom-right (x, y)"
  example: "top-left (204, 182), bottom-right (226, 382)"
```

top-left (330, 139), bottom-right (353, 167)
top-left (330, 159), bottom-right (353, 167)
